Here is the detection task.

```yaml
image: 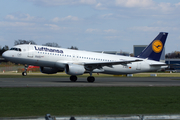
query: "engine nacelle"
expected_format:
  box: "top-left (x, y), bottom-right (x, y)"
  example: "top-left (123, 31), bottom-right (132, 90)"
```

top-left (65, 64), bottom-right (85, 75)
top-left (40, 67), bottom-right (58, 74)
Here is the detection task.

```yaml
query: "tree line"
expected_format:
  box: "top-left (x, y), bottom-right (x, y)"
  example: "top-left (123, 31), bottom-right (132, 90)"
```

top-left (0, 45), bottom-right (9, 57)
top-left (165, 51), bottom-right (180, 58)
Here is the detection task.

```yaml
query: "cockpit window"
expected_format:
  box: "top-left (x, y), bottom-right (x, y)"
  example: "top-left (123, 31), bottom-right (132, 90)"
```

top-left (10, 48), bottom-right (22, 52)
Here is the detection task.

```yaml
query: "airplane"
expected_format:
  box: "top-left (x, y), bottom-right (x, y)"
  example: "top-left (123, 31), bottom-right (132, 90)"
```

top-left (2, 32), bottom-right (168, 82)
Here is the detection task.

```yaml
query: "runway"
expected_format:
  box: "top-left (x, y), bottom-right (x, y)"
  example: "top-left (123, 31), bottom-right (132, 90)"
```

top-left (1, 77), bottom-right (180, 87)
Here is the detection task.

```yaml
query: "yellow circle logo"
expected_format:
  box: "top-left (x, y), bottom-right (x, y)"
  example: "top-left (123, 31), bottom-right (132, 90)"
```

top-left (152, 40), bottom-right (163, 53)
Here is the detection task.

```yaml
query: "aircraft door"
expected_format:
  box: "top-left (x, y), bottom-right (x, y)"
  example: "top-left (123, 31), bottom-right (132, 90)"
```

top-left (72, 54), bottom-right (79, 61)
top-left (136, 63), bottom-right (141, 70)
top-left (28, 45), bottom-right (33, 58)
top-left (76, 54), bottom-right (79, 61)
top-left (72, 54), bottom-right (76, 61)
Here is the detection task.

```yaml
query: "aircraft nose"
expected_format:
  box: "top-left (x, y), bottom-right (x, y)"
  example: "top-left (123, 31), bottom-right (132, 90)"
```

top-left (2, 51), bottom-right (9, 59)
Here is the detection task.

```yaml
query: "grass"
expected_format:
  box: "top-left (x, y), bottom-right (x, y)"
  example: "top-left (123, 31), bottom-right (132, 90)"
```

top-left (1, 87), bottom-right (180, 117)
top-left (1, 72), bottom-right (180, 117)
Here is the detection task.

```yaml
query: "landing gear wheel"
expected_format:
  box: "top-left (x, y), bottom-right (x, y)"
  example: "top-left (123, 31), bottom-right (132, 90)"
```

top-left (22, 64), bottom-right (28, 76)
top-left (87, 76), bottom-right (95, 83)
top-left (70, 75), bottom-right (77, 82)
top-left (22, 72), bottom-right (27, 76)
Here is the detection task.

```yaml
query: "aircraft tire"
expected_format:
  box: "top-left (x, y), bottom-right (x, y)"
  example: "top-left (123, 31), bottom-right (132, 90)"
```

top-left (70, 75), bottom-right (77, 82)
top-left (22, 72), bottom-right (27, 76)
top-left (87, 76), bottom-right (95, 83)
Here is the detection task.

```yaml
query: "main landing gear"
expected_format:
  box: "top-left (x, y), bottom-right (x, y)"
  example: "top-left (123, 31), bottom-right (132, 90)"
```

top-left (70, 72), bottom-right (95, 83)
top-left (70, 75), bottom-right (77, 82)
top-left (22, 65), bottom-right (28, 76)
top-left (87, 72), bottom-right (95, 82)
top-left (87, 76), bottom-right (95, 82)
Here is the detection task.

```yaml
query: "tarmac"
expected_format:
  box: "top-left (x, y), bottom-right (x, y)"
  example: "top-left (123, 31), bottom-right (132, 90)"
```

top-left (0, 76), bottom-right (180, 87)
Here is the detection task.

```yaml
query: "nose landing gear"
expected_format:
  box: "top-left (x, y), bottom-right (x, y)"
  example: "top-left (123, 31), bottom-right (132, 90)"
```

top-left (22, 65), bottom-right (28, 76)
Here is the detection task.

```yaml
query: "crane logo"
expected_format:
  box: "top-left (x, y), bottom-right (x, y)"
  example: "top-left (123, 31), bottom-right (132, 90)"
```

top-left (152, 40), bottom-right (163, 53)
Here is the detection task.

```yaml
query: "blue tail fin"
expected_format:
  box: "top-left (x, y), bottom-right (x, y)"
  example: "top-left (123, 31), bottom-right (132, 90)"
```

top-left (137, 32), bottom-right (168, 61)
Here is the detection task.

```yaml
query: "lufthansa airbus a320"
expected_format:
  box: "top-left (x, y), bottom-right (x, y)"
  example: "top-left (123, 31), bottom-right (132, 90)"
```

top-left (2, 32), bottom-right (168, 82)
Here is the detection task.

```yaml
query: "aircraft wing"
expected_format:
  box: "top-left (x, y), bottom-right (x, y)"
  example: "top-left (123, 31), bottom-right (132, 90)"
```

top-left (83, 59), bottom-right (142, 69)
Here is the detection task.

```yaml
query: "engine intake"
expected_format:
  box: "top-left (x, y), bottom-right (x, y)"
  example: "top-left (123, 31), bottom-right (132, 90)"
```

top-left (65, 64), bottom-right (85, 75)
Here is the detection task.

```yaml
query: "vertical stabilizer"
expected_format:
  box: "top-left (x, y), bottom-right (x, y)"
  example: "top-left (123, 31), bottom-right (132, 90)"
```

top-left (137, 32), bottom-right (168, 61)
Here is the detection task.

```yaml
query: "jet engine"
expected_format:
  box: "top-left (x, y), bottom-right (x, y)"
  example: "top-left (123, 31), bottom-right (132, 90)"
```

top-left (65, 64), bottom-right (85, 75)
top-left (40, 67), bottom-right (59, 74)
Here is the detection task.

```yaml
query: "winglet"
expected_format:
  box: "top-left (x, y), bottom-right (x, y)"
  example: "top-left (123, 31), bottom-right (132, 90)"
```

top-left (137, 32), bottom-right (168, 61)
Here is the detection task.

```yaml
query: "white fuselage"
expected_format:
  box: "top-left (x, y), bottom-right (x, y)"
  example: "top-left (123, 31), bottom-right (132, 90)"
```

top-left (3, 44), bottom-right (167, 75)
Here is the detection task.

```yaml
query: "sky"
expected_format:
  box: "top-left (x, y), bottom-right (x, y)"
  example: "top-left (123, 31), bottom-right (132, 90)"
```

top-left (0, 0), bottom-right (180, 54)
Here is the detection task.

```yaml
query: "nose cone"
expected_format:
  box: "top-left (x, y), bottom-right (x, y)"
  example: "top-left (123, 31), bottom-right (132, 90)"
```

top-left (2, 51), bottom-right (9, 60)
top-left (2, 51), bottom-right (17, 63)
top-left (2, 51), bottom-right (7, 58)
